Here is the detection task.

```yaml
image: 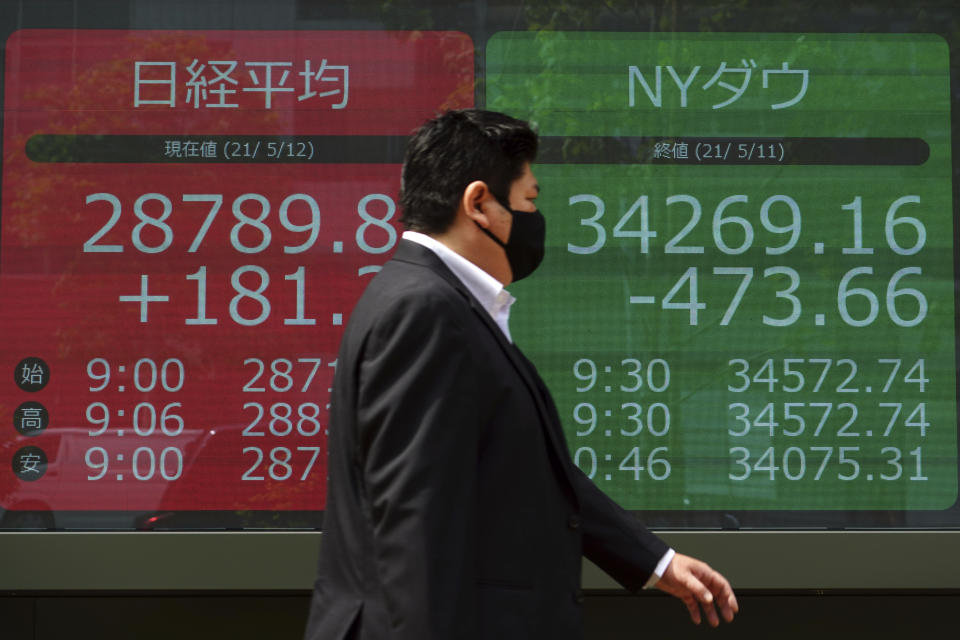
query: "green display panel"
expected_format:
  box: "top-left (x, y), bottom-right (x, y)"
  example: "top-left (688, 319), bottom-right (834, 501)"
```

top-left (488, 33), bottom-right (957, 510)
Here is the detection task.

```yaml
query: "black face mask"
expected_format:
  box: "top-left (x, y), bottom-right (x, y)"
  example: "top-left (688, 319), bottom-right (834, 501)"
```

top-left (477, 200), bottom-right (546, 282)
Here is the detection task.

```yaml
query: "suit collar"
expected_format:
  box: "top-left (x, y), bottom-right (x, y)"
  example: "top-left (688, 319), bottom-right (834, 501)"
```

top-left (394, 238), bottom-right (502, 332)
top-left (402, 231), bottom-right (516, 343)
top-left (392, 238), bottom-right (469, 296)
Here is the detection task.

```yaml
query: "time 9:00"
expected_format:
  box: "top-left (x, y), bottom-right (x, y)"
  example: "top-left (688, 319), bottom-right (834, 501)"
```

top-left (87, 358), bottom-right (185, 392)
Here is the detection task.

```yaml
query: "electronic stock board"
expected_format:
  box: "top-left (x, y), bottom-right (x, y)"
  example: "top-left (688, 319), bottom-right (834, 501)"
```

top-left (1, 4), bottom-right (958, 532)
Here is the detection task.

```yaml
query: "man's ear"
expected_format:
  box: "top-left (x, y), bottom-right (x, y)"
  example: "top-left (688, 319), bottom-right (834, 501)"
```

top-left (461, 180), bottom-right (493, 228)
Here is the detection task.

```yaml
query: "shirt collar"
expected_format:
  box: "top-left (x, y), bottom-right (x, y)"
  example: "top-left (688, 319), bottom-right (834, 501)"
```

top-left (402, 230), bottom-right (515, 342)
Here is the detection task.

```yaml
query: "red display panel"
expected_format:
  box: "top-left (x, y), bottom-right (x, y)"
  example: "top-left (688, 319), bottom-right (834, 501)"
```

top-left (0, 30), bottom-right (474, 519)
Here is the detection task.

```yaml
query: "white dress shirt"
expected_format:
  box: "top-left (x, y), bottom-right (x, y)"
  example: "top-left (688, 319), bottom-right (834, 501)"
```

top-left (403, 231), bottom-right (516, 342)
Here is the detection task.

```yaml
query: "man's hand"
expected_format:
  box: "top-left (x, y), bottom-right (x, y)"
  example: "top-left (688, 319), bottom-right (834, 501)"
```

top-left (655, 553), bottom-right (739, 627)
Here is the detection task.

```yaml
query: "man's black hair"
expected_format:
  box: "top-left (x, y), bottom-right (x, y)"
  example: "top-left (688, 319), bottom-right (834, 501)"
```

top-left (399, 109), bottom-right (538, 234)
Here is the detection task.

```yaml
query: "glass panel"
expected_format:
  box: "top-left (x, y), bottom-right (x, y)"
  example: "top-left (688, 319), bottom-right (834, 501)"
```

top-left (0, 0), bottom-right (958, 529)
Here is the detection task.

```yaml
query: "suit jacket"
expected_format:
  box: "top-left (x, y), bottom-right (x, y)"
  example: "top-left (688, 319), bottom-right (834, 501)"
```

top-left (304, 240), bottom-right (669, 640)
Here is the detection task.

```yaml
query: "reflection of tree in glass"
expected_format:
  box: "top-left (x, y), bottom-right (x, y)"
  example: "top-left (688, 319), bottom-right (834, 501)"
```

top-left (3, 33), bottom-right (274, 363)
top-left (491, 1), bottom-right (959, 163)
top-left (6, 32), bottom-right (264, 246)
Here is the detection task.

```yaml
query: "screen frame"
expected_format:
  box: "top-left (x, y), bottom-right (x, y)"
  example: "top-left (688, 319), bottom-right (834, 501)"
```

top-left (0, 530), bottom-right (958, 590)
top-left (1, 0), bottom-right (960, 593)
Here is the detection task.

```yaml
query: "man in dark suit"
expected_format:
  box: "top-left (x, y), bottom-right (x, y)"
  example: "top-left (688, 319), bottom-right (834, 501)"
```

top-left (304, 109), bottom-right (737, 640)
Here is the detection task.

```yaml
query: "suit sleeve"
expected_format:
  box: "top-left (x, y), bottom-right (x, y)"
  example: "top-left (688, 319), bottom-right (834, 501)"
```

top-left (519, 347), bottom-right (670, 592)
top-left (356, 292), bottom-right (480, 639)
top-left (574, 467), bottom-right (671, 592)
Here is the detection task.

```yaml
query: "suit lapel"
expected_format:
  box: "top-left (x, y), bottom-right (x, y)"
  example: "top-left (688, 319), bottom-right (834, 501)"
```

top-left (391, 240), bottom-right (580, 503)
